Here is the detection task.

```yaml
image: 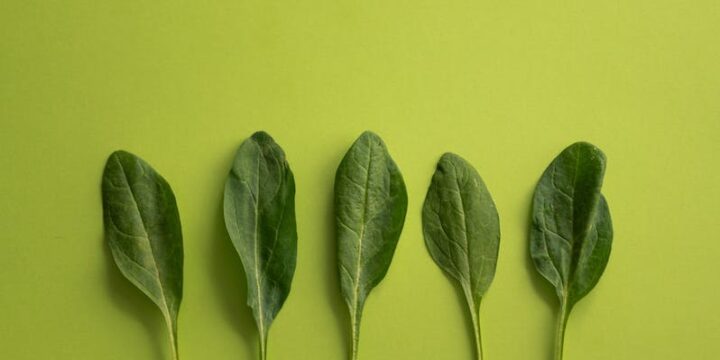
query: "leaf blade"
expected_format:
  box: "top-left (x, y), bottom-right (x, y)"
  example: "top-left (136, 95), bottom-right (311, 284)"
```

top-left (223, 131), bottom-right (297, 359)
top-left (334, 131), bottom-right (408, 359)
top-left (102, 150), bottom-right (183, 360)
top-left (530, 141), bottom-right (612, 307)
top-left (422, 153), bottom-right (500, 359)
top-left (529, 142), bottom-right (614, 360)
top-left (567, 195), bottom-right (612, 305)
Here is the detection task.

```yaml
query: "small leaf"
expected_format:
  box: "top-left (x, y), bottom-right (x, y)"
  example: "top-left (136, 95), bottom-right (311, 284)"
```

top-left (334, 131), bottom-right (408, 360)
top-left (102, 150), bottom-right (183, 360)
top-left (223, 131), bottom-right (297, 360)
top-left (529, 142), bottom-right (613, 360)
top-left (422, 153), bottom-right (500, 360)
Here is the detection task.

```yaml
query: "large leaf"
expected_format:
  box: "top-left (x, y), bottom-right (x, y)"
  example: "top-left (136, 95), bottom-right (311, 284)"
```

top-left (334, 131), bottom-right (408, 360)
top-left (223, 131), bottom-right (297, 360)
top-left (102, 150), bottom-right (183, 360)
top-left (529, 142), bottom-right (613, 360)
top-left (422, 153), bottom-right (500, 360)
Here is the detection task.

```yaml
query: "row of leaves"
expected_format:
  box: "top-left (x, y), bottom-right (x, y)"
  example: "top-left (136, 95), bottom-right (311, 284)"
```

top-left (102, 131), bottom-right (613, 360)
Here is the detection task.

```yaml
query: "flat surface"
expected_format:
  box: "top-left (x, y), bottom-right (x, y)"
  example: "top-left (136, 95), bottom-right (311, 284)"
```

top-left (1, 1), bottom-right (719, 359)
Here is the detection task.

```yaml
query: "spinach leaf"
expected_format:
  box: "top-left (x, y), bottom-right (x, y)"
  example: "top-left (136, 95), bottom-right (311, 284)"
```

top-left (422, 153), bottom-right (500, 360)
top-left (529, 142), bottom-right (613, 360)
top-left (223, 131), bottom-right (297, 360)
top-left (334, 131), bottom-right (408, 360)
top-left (102, 151), bottom-right (183, 360)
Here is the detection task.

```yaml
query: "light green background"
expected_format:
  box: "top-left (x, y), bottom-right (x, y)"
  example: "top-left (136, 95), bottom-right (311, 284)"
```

top-left (1, 0), bottom-right (719, 359)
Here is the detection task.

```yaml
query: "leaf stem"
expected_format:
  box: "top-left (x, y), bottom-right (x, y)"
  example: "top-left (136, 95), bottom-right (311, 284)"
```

top-left (554, 302), bottom-right (569, 360)
top-left (259, 334), bottom-right (268, 360)
top-left (471, 307), bottom-right (483, 360)
top-left (164, 316), bottom-right (178, 360)
top-left (350, 311), bottom-right (360, 360)
top-left (170, 337), bottom-right (178, 360)
top-left (463, 288), bottom-right (483, 360)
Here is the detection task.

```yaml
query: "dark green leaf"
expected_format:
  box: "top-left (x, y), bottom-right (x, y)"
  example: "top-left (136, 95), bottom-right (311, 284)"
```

top-left (422, 153), bottom-right (500, 360)
top-left (335, 131), bottom-right (408, 360)
top-left (529, 142), bottom-right (613, 360)
top-left (223, 131), bottom-right (297, 360)
top-left (102, 151), bottom-right (183, 360)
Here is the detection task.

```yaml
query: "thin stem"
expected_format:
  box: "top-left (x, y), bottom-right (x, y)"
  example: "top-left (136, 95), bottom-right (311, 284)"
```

top-left (470, 307), bottom-right (483, 360)
top-left (259, 334), bottom-right (268, 360)
top-left (164, 316), bottom-right (178, 360)
top-left (350, 311), bottom-right (360, 360)
top-left (170, 337), bottom-right (178, 360)
top-left (554, 302), bottom-right (569, 360)
top-left (463, 288), bottom-right (483, 360)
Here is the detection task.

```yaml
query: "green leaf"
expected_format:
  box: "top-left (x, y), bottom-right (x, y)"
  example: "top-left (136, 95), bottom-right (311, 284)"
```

top-left (422, 153), bottom-right (500, 360)
top-left (334, 131), bottom-right (408, 360)
top-left (529, 142), bottom-right (613, 360)
top-left (102, 151), bottom-right (183, 360)
top-left (223, 131), bottom-right (297, 360)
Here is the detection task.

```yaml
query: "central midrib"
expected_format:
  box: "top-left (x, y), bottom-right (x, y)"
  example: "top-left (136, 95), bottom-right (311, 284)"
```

top-left (118, 156), bottom-right (173, 322)
top-left (353, 138), bottom-right (374, 316)
top-left (454, 167), bottom-right (474, 293)
top-left (253, 147), bottom-right (266, 340)
top-left (566, 149), bottom-right (604, 300)
top-left (566, 150), bottom-right (603, 298)
top-left (561, 152), bottom-right (582, 300)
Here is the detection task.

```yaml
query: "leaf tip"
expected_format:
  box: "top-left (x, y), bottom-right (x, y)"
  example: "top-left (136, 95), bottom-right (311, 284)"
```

top-left (439, 152), bottom-right (465, 164)
top-left (250, 131), bottom-right (275, 144)
top-left (107, 149), bottom-right (134, 161)
top-left (567, 141), bottom-right (606, 159)
top-left (359, 129), bottom-right (379, 137)
top-left (357, 130), bottom-right (384, 145)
